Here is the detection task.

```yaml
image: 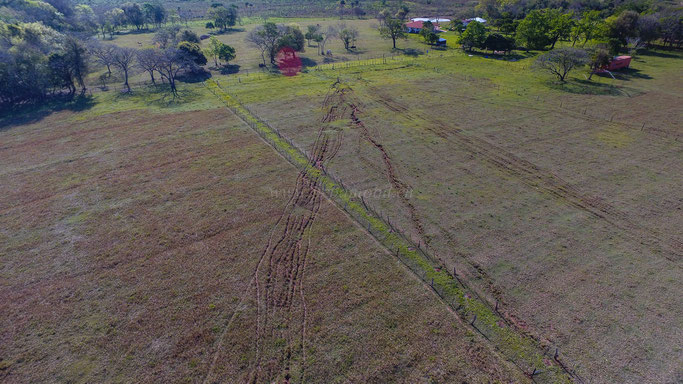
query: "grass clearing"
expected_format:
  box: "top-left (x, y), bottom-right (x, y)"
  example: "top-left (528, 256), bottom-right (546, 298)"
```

top-left (1, 85), bottom-right (530, 383)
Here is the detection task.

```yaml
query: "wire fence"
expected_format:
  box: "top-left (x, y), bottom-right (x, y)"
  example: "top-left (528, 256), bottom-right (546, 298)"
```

top-left (204, 78), bottom-right (583, 384)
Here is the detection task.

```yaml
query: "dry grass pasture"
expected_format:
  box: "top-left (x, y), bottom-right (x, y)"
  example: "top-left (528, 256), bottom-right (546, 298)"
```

top-left (0, 88), bottom-right (530, 383)
top-left (220, 48), bottom-right (683, 383)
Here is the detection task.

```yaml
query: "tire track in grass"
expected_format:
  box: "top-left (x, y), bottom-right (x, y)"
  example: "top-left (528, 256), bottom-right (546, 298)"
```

top-left (203, 81), bottom-right (343, 383)
top-left (204, 79), bottom-right (577, 384)
top-left (368, 89), bottom-right (682, 260)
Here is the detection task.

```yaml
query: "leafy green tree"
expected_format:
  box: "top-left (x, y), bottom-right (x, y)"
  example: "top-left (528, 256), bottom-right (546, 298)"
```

top-left (207, 6), bottom-right (237, 32)
top-left (122, 2), bottom-right (145, 30)
top-left (378, 17), bottom-right (406, 49)
top-left (179, 29), bottom-right (200, 43)
top-left (571, 10), bottom-right (603, 47)
top-left (419, 20), bottom-right (435, 43)
top-left (142, 2), bottom-right (166, 29)
top-left (279, 25), bottom-right (305, 52)
top-left (459, 21), bottom-right (487, 51)
top-left (484, 33), bottom-right (514, 53)
top-left (448, 20), bottom-right (465, 33)
top-left (177, 41), bottom-right (207, 65)
top-left (547, 9), bottom-right (574, 49)
top-left (305, 25), bottom-right (322, 46)
top-left (337, 23), bottom-right (358, 50)
top-left (516, 10), bottom-right (552, 50)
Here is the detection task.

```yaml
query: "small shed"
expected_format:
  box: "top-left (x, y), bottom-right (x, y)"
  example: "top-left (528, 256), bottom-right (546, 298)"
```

top-left (436, 38), bottom-right (447, 46)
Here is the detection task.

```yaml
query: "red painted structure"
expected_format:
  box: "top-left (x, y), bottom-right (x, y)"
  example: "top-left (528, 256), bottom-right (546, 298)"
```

top-left (606, 56), bottom-right (632, 71)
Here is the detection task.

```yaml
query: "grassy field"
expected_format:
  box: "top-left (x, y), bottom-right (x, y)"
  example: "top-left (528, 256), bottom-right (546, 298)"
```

top-left (0, 86), bottom-right (532, 382)
top-left (215, 46), bottom-right (683, 383)
top-left (3, 13), bottom-right (682, 384)
top-left (98, 18), bottom-right (448, 87)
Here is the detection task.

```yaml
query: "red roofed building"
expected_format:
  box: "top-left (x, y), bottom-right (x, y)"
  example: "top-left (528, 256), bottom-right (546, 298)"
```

top-left (405, 21), bottom-right (444, 33)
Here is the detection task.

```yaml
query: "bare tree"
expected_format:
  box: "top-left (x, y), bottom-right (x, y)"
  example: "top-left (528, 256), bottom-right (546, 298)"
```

top-left (534, 48), bottom-right (588, 82)
top-left (136, 48), bottom-right (160, 84)
top-left (319, 25), bottom-right (337, 55)
top-left (112, 47), bottom-right (136, 92)
top-left (89, 43), bottom-right (116, 76)
top-left (155, 48), bottom-right (193, 96)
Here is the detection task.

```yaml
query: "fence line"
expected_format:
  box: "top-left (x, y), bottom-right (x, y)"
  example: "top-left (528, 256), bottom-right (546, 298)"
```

top-left (204, 78), bottom-right (582, 384)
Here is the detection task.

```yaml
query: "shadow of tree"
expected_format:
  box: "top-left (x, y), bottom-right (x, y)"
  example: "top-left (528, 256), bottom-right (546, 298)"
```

top-left (0, 95), bottom-right (95, 131)
top-left (546, 79), bottom-right (632, 96)
top-left (219, 64), bottom-right (241, 74)
top-left (177, 69), bottom-right (212, 83)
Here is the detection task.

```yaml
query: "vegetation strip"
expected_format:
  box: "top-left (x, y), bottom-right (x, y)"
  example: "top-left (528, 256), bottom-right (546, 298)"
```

top-left (205, 78), bottom-right (577, 383)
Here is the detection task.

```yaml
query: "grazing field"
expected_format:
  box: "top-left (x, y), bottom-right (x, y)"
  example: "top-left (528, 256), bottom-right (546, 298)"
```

top-left (218, 48), bottom-right (683, 383)
top-left (0, 90), bottom-right (532, 382)
top-left (98, 18), bottom-right (441, 86)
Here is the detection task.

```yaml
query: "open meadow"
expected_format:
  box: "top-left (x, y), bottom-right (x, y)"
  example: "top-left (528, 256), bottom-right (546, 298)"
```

top-left (0, 86), bottom-right (532, 383)
top-left (216, 47), bottom-right (683, 383)
top-left (2, 3), bottom-right (682, 382)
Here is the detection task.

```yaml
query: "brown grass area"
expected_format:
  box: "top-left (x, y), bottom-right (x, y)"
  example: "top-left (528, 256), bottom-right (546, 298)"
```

top-left (226, 52), bottom-right (682, 383)
top-left (0, 107), bottom-right (528, 383)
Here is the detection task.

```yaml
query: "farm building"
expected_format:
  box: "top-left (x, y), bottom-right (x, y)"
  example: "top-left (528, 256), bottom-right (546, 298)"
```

top-left (462, 17), bottom-right (487, 26)
top-left (411, 17), bottom-right (451, 23)
top-left (405, 21), bottom-right (445, 34)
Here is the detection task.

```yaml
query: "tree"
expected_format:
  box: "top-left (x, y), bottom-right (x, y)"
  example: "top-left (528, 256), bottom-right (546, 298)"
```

top-left (205, 36), bottom-right (235, 66)
top-left (419, 20), bottom-right (435, 42)
top-left (448, 20), bottom-right (465, 33)
top-left (216, 43), bottom-right (235, 65)
top-left (636, 15), bottom-right (660, 45)
top-left (484, 33), bottom-right (514, 53)
top-left (587, 46), bottom-right (610, 80)
top-left (122, 2), bottom-right (145, 30)
top-left (142, 2), bottom-right (166, 29)
top-left (178, 29), bottom-right (200, 43)
top-left (155, 48), bottom-right (193, 96)
top-left (602, 10), bottom-right (640, 52)
top-left (305, 25), bottom-right (321, 46)
top-left (62, 36), bottom-right (89, 94)
top-left (90, 43), bottom-right (116, 76)
top-left (378, 17), bottom-right (406, 49)
top-left (395, 5), bottom-right (409, 21)
top-left (337, 23), bottom-right (358, 50)
top-left (659, 10), bottom-right (682, 48)
top-left (205, 22), bottom-right (215, 29)
top-left (246, 22), bottom-right (283, 65)
top-left (136, 48), bottom-right (160, 84)
top-left (459, 21), bottom-right (487, 51)
top-left (516, 10), bottom-right (552, 50)
top-left (279, 25), bottom-right (305, 52)
top-left (207, 6), bottom-right (237, 32)
top-left (153, 25), bottom-right (180, 48)
top-left (571, 10), bottom-right (603, 47)
top-left (547, 9), bottom-right (574, 49)
top-left (319, 25), bottom-right (337, 55)
top-left (177, 41), bottom-right (207, 66)
top-left (534, 47), bottom-right (588, 82)
top-left (112, 46), bottom-right (136, 92)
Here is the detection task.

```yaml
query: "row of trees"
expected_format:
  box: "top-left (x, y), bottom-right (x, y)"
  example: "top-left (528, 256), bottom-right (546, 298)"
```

top-left (247, 22), bottom-right (361, 65)
top-left (472, 3), bottom-right (682, 53)
top-left (448, 7), bottom-right (681, 55)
